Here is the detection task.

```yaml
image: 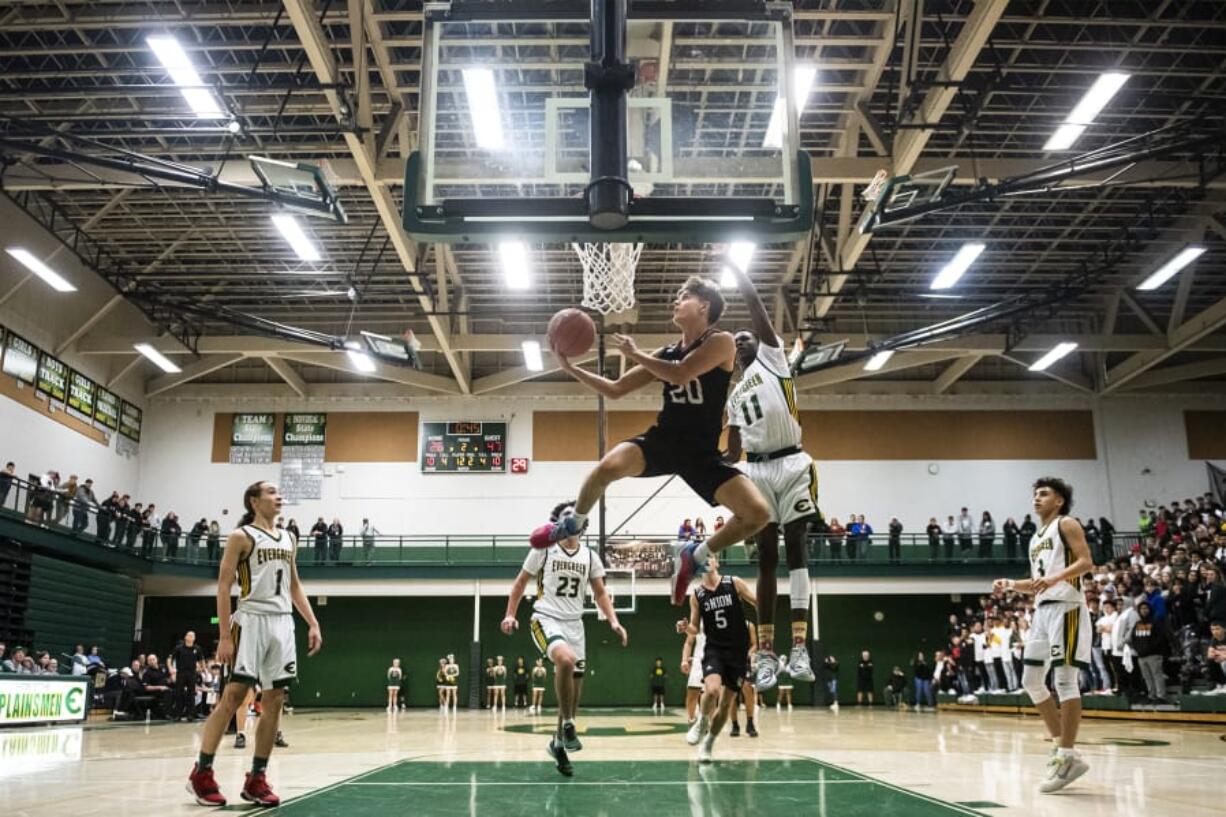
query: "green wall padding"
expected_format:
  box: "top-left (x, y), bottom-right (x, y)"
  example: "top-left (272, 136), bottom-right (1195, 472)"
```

top-left (25, 553), bottom-right (137, 665)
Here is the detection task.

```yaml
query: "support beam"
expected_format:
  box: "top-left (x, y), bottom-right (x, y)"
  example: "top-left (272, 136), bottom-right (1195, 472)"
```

top-left (818, 0), bottom-right (1010, 318)
top-left (278, 352), bottom-right (462, 394)
top-left (263, 356), bottom-right (308, 397)
top-left (471, 353), bottom-right (598, 395)
top-left (1105, 294), bottom-right (1226, 392)
top-left (145, 354), bottom-right (244, 397)
top-left (931, 355), bottom-right (982, 394)
top-left (1000, 354), bottom-right (1095, 394)
top-left (1122, 357), bottom-right (1226, 391)
top-left (795, 350), bottom-right (966, 391)
top-left (55, 294), bottom-right (124, 355)
top-left (854, 101), bottom-right (890, 158)
top-left (1168, 266), bottom-right (1197, 333)
top-left (1119, 290), bottom-right (1164, 336)
top-left (284, 0), bottom-right (470, 394)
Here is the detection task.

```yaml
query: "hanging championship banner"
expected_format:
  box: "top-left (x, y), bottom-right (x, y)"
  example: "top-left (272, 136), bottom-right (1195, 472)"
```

top-left (230, 413), bottom-right (275, 463)
top-left (66, 370), bottom-right (96, 422)
top-left (282, 413), bottom-right (326, 446)
top-left (280, 413), bottom-right (326, 502)
top-left (36, 353), bottom-right (68, 404)
top-left (93, 387), bottom-right (120, 432)
top-left (1, 331), bottom-right (38, 385)
top-left (119, 401), bottom-right (142, 443)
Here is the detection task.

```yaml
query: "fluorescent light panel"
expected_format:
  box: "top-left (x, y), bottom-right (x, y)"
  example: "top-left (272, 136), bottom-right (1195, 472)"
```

top-left (5, 247), bottom-right (76, 292)
top-left (271, 214), bottom-right (322, 262)
top-left (463, 68), bottom-right (504, 149)
top-left (930, 243), bottom-right (985, 290)
top-left (1136, 246), bottom-right (1206, 291)
top-left (521, 340), bottom-right (544, 372)
top-left (1029, 342), bottom-right (1078, 372)
top-left (1043, 72), bottom-right (1128, 151)
top-left (720, 241), bottom-right (757, 288)
top-left (763, 65), bottom-right (818, 148)
top-left (346, 349), bottom-right (377, 373)
top-left (133, 343), bottom-right (181, 373)
top-left (499, 241), bottom-right (531, 289)
top-left (146, 35), bottom-right (225, 118)
top-left (863, 350), bottom-right (894, 371)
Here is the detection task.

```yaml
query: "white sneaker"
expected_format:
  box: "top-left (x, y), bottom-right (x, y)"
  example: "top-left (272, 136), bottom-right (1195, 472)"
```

top-left (698, 734), bottom-right (715, 763)
top-left (686, 715), bottom-right (709, 746)
top-left (754, 651), bottom-right (780, 692)
top-left (1039, 751), bottom-right (1089, 793)
top-left (829, 702), bottom-right (839, 713)
top-left (786, 645), bottom-right (816, 682)
top-left (1213, 685), bottom-right (1226, 695)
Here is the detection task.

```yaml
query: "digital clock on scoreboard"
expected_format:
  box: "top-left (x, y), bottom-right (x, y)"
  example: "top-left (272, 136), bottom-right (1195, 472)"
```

top-left (420, 421), bottom-right (506, 473)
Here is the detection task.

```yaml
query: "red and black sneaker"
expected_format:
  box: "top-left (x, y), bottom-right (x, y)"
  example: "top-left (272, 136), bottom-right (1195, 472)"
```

top-left (186, 764), bottom-right (226, 807)
top-left (241, 771), bottom-right (281, 807)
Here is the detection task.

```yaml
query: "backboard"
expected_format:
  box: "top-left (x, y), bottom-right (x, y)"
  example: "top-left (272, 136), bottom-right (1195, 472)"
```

top-left (404, 1), bottom-right (812, 243)
top-left (250, 155), bottom-right (347, 223)
top-left (857, 165), bottom-right (958, 234)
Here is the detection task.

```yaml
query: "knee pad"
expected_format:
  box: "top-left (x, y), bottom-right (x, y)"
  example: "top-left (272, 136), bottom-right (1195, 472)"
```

top-left (1021, 663), bottom-right (1050, 705)
top-left (788, 569), bottom-right (811, 609)
top-left (1052, 664), bottom-right (1080, 701)
top-left (573, 659), bottom-right (586, 679)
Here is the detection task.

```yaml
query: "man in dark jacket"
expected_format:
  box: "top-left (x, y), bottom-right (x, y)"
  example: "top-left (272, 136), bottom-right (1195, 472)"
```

top-left (97, 491), bottom-right (118, 543)
top-left (162, 512), bottom-right (182, 559)
top-left (887, 518), bottom-right (903, 564)
top-left (72, 478), bottom-right (96, 534)
top-left (1130, 600), bottom-right (1169, 703)
top-left (1018, 514), bottom-right (1036, 547)
top-left (112, 495), bottom-right (130, 546)
top-left (310, 517), bottom-right (328, 564)
top-left (124, 500), bottom-right (143, 549)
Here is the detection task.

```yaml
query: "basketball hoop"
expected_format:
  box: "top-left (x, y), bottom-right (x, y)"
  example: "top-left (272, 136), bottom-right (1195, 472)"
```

top-left (861, 168), bottom-right (890, 202)
top-left (572, 242), bottom-right (642, 316)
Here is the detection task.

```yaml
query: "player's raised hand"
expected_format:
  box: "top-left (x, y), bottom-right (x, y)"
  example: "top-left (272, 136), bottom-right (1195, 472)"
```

top-left (611, 333), bottom-right (638, 357)
top-left (307, 624), bottom-right (323, 656)
top-left (611, 621), bottom-right (628, 646)
top-left (501, 615), bottom-right (518, 636)
top-left (553, 347), bottom-right (575, 372)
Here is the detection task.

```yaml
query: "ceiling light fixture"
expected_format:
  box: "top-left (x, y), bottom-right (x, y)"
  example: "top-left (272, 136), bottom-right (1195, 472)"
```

top-left (462, 68), bottom-right (504, 149)
top-left (720, 242), bottom-right (757, 288)
top-left (499, 241), bottom-right (531, 289)
top-left (1029, 342), bottom-right (1079, 372)
top-left (146, 35), bottom-right (226, 118)
top-left (522, 340), bottom-right (544, 372)
top-left (863, 350), bottom-right (894, 371)
top-left (1043, 72), bottom-right (1129, 152)
top-left (133, 343), bottom-right (181, 373)
top-left (1136, 245), bottom-right (1206, 291)
top-left (930, 243), bottom-right (985, 290)
top-left (271, 214), bottom-right (322, 262)
top-left (5, 248), bottom-right (76, 292)
top-left (346, 348), bottom-right (377, 373)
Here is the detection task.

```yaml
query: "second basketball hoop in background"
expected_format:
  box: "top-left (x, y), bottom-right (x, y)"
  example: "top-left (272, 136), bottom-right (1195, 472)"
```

top-left (547, 308), bottom-right (596, 357)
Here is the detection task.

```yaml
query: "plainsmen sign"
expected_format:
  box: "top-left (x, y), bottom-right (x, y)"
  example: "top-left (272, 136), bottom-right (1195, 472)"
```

top-left (0, 677), bottom-right (90, 725)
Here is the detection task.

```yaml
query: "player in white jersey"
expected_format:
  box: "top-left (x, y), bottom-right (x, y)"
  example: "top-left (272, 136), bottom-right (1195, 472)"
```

top-left (993, 477), bottom-right (1093, 794)
top-left (722, 252), bottom-right (819, 692)
top-left (187, 481), bottom-right (322, 808)
top-left (503, 501), bottom-right (627, 777)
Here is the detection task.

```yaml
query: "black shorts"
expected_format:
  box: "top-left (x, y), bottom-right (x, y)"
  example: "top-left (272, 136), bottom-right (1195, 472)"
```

top-left (650, 684), bottom-right (665, 695)
top-left (628, 426), bottom-right (742, 506)
top-left (701, 644), bottom-right (748, 691)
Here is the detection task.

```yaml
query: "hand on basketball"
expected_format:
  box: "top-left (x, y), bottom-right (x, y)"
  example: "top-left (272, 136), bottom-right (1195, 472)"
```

top-left (307, 624), bottom-right (323, 656)
top-left (216, 635), bottom-right (234, 665)
top-left (501, 615), bottom-right (518, 635)
top-left (611, 333), bottom-right (638, 357)
top-left (610, 621), bottom-right (628, 646)
top-left (553, 348), bottom-right (575, 372)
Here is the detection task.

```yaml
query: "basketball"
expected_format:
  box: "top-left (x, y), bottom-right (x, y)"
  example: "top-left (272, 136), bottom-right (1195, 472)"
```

top-left (547, 308), bottom-right (596, 357)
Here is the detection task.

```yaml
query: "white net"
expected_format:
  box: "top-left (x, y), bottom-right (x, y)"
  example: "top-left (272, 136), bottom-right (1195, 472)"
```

top-left (572, 242), bottom-right (642, 316)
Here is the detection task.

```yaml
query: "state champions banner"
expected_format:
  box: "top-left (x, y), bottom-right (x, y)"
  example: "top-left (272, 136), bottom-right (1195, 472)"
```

top-left (230, 413), bottom-right (275, 464)
top-left (281, 413), bottom-right (326, 502)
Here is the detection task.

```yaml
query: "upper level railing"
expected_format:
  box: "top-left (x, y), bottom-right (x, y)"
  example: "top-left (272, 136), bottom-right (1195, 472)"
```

top-left (0, 475), bottom-right (1140, 571)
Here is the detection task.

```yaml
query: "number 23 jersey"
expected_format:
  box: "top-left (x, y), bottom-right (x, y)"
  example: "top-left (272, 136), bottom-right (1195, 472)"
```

top-left (523, 542), bottom-right (606, 621)
top-left (235, 525), bottom-right (296, 615)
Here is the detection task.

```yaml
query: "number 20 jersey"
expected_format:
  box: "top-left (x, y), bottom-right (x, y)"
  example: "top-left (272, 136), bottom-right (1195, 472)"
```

top-left (523, 542), bottom-right (605, 621)
top-left (235, 525), bottom-right (295, 615)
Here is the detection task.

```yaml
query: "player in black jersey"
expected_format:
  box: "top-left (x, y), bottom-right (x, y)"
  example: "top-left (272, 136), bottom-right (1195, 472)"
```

top-left (536, 276), bottom-right (770, 606)
top-left (679, 554), bottom-right (757, 763)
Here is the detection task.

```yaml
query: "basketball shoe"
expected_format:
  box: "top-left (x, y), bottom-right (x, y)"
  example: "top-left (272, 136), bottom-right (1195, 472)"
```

top-left (786, 645), bottom-right (816, 682)
top-left (754, 650), bottom-right (780, 692)
top-left (670, 542), bottom-right (702, 605)
top-left (186, 764), bottom-right (226, 806)
top-left (561, 721), bottom-right (583, 752)
top-left (529, 514), bottom-right (586, 548)
top-left (686, 715), bottom-right (709, 746)
top-left (240, 772), bottom-right (280, 806)
top-left (547, 738), bottom-right (574, 777)
top-left (1039, 749), bottom-right (1089, 793)
top-left (698, 734), bottom-right (715, 763)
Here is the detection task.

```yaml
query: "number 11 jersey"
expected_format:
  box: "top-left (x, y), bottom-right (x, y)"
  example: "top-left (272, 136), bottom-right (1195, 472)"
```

top-left (524, 542), bottom-right (605, 621)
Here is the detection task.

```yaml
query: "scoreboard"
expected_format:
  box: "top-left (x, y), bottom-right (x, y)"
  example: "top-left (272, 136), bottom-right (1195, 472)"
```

top-left (420, 421), bottom-right (506, 473)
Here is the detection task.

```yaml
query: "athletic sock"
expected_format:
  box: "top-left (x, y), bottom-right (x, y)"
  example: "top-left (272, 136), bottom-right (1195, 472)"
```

top-left (570, 512), bottom-right (588, 529)
top-left (252, 756), bottom-right (269, 775)
top-left (757, 625), bottom-right (775, 652)
top-left (692, 542), bottom-right (710, 562)
top-left (1055, 747), bottom-right (1075, 759)
top-left (791, 620), bottom-right (807, 645)
top-left (197, 752), bottom-right (215, 771)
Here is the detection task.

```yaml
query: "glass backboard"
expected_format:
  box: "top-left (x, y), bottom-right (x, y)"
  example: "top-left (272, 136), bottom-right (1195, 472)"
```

top-left (404, 1), bottom-right (812, 243)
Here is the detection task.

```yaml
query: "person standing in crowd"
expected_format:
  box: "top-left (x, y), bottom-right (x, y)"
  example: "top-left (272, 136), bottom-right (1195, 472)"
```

top-left (96, 491), bottom-right (117, 543)
top-left (912, 651), bottom-right (934, 711)
top-left (111, 494), bottom-right (130, 546)
top-left (443, 654), bottom-right (460, 712)
top-left (189, 518), bottom-right (208, 562)
top-left (1096, 599), bottom-right (1119, 693)
top-left (823, 653), bottom-right (840, 711)
top-left (327, 517), bottom-right (344, 562)
top-left (72, 478), bottom-right (96, 534)
top-left (1130, 600), bottom-right (1169, 703)
top-left (677, 518), bottom-right (695, 542)
top-left (285, 519), bottom-right (300, 542)
top-left (27, 469), bottom-right (56, 525)
top-left (310, 517), bottom-right (327, 565)
top-left (1019, 514), bottom-right (1037, 548)
top-left (170, 631), bottom-right (203, 721)
top-left (513, 656), bottom-right (529, 710)
top-left (846, 514), bottom-right (862, 561)
top-left (979, 511), bottom-right (996, 558)
top-left (957, 507), bottom-right (974, 554)
top-left (530, 658), bottom-right (548, 715)
top-left (926, 517), bottom-right (941, 561)
top-left (827, 516), bottom-right (844, 560)
top-left (386, 658), bottom-right (403, 712)
top-left (163, 511), bottom-right (183, 559)
top-left (206, 520), bottom-right (222, 563)
top-left (1003, 517), bottom-right (1020, 560)
top-left (943, 515), bottom-right (957, 560)
top-left (884, 665), bottom-right (908, 709)
top-left (856, 650), bottom-right (875, 706)
top-left (0, 462), bottom-right (14, 509)
top-left (970, 620), bottom-right (991, 692)
top-left (139, 505), bottom-right (156, 556)
top-left (990, 616), bottom-right (1018, 691)
top-left (483, 658), bottom-right (496, 709)
top-left (649, 657), bottom-right (667, 714)
top-left (361, 518), bottom-right (380, 565)
top-left (888, 517), bottom-right (903, 564)
top-left (1083, 518), bottom-right (1101, 562)
top-left (55, 474), bottom-right (78, 525)
top-left (693, 517), bottom-right (706, 543)
top-left (857, 514), bottom-right (874, 560)
top-left (1099, 517), bottom-right (1116, 562)
top-left (126, 501), bottom-right (144, 550)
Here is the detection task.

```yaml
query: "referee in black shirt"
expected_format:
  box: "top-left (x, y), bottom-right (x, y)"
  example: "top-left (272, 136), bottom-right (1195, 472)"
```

top-left (170, 631), bottom-right (204, 721)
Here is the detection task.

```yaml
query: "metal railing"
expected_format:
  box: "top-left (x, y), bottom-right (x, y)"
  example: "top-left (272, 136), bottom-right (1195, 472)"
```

top-left (0, 475), bottom-right (1141, 569)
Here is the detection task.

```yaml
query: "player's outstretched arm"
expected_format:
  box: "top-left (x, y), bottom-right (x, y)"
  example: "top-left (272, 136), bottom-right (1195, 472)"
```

top-left (614, 332), bottom-right (734, 386)
top-left (289, 542), bottom-right (323, 655)
top-left (213, 531), bottom-right (248, 666)
top-left (732, 576), bottom-right (758, 608)
top-left (721, 251), bottom-right (779, 348)
top-left (590, 576), bottom-right (628, 645)
top-left (555, 351), bottom-right (657, 399)
top-left (501, 571), bottom-right (532, 634)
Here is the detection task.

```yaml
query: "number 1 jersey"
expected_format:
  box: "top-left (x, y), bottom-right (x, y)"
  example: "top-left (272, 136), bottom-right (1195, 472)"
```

top-left (235, 525), bottom-right (296, 615)
top-left (523, 542), bottom-right (606, 621)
